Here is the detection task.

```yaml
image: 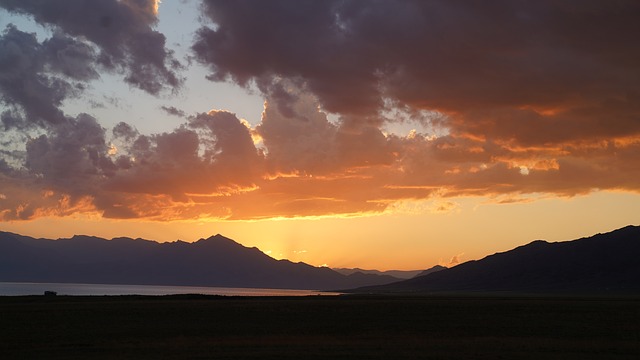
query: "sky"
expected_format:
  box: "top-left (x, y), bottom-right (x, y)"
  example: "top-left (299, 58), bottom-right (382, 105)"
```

top-left (1, 0), bottom-right (639, 271)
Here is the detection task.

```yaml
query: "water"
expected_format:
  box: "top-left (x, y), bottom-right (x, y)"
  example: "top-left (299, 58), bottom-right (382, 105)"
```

top-left (0, 282), bottom-right (341, 296)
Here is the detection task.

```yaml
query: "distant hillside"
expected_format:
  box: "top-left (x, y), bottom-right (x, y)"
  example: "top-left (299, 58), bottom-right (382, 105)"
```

top-left (332, 268), bottom-right (425, 279)
top-left (353, 226), bottom-right (640, 295)
top-left (331, 265), bottom-right (445, 279)
top-left (0, 232), bottom-right (399, 290)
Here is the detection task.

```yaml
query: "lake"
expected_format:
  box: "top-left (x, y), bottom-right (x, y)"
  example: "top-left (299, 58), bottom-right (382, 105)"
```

top-left (0, 282), bottom-right (341, 296)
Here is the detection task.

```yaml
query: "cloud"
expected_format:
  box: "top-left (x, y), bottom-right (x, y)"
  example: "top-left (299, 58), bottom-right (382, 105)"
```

top-left (429, 201), bottom-right (460, 214)
top-left (0, 174), bottom-right (99, 220)
top-left (160, 106), bottom-right (186, 117)
top-left (197, 3), bottom-right (636, 120)
top-left (96, 110), bottom-right (264, 218)
top-left (0, 109), bottom-right (267, 220)
top-left (0, 0), bottom-right (182, 95)
top-left (193, 0), bottom-right (640, 139)
top-left (191, 0), bottom-right (640, 197)
top-left (447, 253), bottom-right (464, 267)
top-left (0, 114), bottom-right (113, 220)
top-left (257, 81), bottom-right (396, 176)
top-left (0, 25), bottom-right (88, 129)
top-left (25, 114), bottom-right (116, 192)
top-left (3, 79), bottom-right (640, 221)
top-left (1, 1), bottom-right (640, 222)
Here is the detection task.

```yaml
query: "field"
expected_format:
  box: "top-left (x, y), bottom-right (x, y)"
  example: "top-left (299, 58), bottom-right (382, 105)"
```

top-left (1, 294), bottom-right (639, 359)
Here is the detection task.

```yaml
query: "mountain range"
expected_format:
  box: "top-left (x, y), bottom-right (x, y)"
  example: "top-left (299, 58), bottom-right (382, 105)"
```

top-left (332, 268), bottom-right (432, 279)
top-left (353, 225), bottom-right (640, 295)
top-left (0, 232), bottom-right (400, 290)
top-left (2, 225), bottom-right (639, 294)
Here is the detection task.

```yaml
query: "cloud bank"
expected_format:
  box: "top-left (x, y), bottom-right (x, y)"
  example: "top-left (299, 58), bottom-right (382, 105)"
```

top-left (1, 0), bottom-right (639, 221)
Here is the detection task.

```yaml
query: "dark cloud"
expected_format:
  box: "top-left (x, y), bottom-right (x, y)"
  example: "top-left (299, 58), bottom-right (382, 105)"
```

top-left (193, 0), bottom-right (640, 143)
top-left (0, 113), bottom-right (116, 220)
top-left (25, 114), bottom-right (116, 194)
top-left (256, 82), bottom-right (396, 175)
top-left (0, 109), bottom-right (266, 220)
top-left (192, 0), bottom-right (380, 114)
top-left (0, 25), bottom-right (77, 128)
top-left (160, 106), bottom-right (186, 117)
top-left (42, 31), bottom-right (100, 81)
top-left (0, 0), bottom-right (182, 95)
top-left (112, 122), bottom-right (139, 140)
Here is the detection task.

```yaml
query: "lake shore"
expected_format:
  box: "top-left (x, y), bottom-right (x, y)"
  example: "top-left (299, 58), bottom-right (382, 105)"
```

top-left (0, 281), bottom-right (340, 296)
top-left (1, 294), bottom-right (639, 359)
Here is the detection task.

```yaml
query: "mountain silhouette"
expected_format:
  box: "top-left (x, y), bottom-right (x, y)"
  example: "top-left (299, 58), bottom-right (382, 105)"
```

top-left (353, 225), bottom-right (640, 294)
top-left (0, 232), bottom-right (399, 290)
top-left (414, 265), bottom-right (447, 278)
top-left (332, 268), bottom-right (426, 279)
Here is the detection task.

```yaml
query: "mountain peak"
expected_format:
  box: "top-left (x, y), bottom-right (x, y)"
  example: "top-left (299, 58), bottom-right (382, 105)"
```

top-left (194, 234), bottom-right (265, 256)
top-left (203, 233), bottom-right (229, 240)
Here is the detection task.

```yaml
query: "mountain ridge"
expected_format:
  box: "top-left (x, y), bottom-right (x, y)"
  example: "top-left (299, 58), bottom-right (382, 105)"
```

top-left (332, 265), bottom-right (447, 279)
top-left (0, 231), bottom-right (400, 290)
top-left (352, 225), bottom-right (640, 294)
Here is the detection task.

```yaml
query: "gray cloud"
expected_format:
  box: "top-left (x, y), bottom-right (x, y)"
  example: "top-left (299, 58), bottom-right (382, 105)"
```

top-left (42, 31), bottom-right (100, 81)
top-left (0, 25), bottom-right (75, 128)
top-left (0, 0), bottom-right (182, 95)
top-left (25, 114), bottom-right (116, 193)
top-left (256, 82), bottom-right (395, 175)
top-left (0, 113), bottom-right (117, 220)
top-left (160, 106), bottom-right (186, 117)
top-left (0, 108), bottom-right (267, 220)
top-left (193, 0), bottom-right (640, 144)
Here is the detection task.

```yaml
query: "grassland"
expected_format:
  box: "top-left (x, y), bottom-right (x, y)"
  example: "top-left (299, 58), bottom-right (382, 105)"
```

top-left (1, 294), bottom-right (639, 359)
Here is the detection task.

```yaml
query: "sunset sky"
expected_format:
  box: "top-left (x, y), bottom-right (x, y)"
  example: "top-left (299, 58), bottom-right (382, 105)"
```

top-left (1, 0), bottom-right (639, 271)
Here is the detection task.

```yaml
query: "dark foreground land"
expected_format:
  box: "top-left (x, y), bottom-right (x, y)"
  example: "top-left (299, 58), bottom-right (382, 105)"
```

top-left (1, 294), bottom-right (639, 359)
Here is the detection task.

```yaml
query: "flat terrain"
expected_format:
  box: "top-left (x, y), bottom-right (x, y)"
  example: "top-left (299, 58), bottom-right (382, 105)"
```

top-left (1, 294), bottom-right (639, 359)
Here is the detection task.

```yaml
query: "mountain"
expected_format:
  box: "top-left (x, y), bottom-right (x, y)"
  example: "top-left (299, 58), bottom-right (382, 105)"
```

top-left (414, 265), bottom-right (447, 277)
top-left (332, 268), bottom-right (424, 279)
top-left (352, 225), bottom-right (640, 295)
top-left (0, 232), bottom-right (399, 291)
top-left (333, 265), bottom-right (446, 279)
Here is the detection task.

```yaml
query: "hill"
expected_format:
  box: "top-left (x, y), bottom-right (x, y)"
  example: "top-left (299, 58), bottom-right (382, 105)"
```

top-left (353, 225), bottom-right (640, 295)
top-left (0, 232), bottom-right (399, 290)
top-left (332, 268), bottom-right (426, 279)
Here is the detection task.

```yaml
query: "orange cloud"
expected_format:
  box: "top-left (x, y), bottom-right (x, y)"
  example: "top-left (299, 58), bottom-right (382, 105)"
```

top-left (3, 85), bottom-right (640, 222)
